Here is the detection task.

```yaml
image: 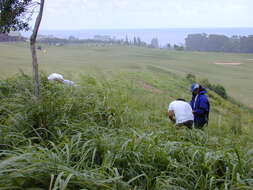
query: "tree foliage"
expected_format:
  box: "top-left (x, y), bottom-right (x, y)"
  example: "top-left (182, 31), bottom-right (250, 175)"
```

top-left (185, 33), bottom-right (253, 53)
top-left (0, 0), bottom-right (33, 33)
top-left (200, 78), bottom-right (228, 99)
top-left (1, 0), bottom-right (45, 97)
top-left (150, 38), bottom-right (159, 48)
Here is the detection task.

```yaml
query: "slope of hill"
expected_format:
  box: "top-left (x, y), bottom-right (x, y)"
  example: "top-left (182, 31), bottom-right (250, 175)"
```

top-left (0, 69), bottom-right (253, 189)
top-left (1, 43), bottom-right (253, 107)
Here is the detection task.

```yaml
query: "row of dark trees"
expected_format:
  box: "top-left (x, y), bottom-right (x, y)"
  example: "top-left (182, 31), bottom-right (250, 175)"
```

top-left (185, 33), bottom-right (253, 53)
top-left (37, 35), bottom-right (149, 47)
top-left (0, 33), bottom-right (25, 42)
top-left (125, 36), bottom-right (147, 47)
top-left (38, 35), bottom-right (161, 49)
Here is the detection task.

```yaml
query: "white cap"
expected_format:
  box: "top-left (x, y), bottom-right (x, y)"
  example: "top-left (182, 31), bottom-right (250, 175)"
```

top-left (48, 73), bottom-right (64, 81)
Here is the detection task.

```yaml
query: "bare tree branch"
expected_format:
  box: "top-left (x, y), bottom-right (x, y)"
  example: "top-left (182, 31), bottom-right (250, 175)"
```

top-left (30, 0), bottom-right (45, 97)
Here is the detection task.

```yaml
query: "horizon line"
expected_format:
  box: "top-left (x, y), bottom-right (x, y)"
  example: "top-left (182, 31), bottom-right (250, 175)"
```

top-left (35, 27), bottom-right (253, 31)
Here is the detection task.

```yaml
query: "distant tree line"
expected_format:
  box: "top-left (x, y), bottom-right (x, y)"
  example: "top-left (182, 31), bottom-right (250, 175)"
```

top-left (128, 36), bottom-right (148, 47)
top-left (0, 33), bottom-right (25, 42)
top-left (38, 37), bottom-right (119, 45)
top-left (185, 33), bottom-right (253, 53)
top-left (38, 35), bottom-right (168, 49)
top-left (37, 35), bottom-right (149, 47)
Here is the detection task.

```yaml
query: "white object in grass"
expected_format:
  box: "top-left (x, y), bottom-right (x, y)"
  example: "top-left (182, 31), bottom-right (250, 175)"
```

top-left (48, 73), bottom-right (64, 81)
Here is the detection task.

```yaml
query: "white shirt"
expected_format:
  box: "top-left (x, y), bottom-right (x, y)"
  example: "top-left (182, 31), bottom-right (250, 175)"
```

top-left (168, 100), bottom-right (194, 124)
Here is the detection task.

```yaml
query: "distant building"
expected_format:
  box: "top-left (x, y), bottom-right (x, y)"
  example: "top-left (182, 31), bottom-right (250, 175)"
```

top-left (93, 35), bottom-right (111, 42)
top-left (69, 36), bottom-right (78, 41)
top-left (8, 31), bottom-right (22, 39)
top-left (55, 43), bottom-right (63, 46)
top-left (37, 34), bottom-right (55, 40)
top-left (0, 32), bottom-right (25, 42)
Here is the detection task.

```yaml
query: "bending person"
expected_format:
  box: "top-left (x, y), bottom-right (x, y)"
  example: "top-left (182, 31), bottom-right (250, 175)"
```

top-left (168, 98), bottom-right (194, 129)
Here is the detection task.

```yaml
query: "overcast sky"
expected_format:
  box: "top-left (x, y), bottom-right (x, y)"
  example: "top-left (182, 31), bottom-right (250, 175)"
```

top-left (38, 0), bottom-right (253, 30)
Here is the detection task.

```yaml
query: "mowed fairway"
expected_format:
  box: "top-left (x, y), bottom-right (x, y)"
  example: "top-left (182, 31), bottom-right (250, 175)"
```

top-left (1, 42), bottom-right (253, 107)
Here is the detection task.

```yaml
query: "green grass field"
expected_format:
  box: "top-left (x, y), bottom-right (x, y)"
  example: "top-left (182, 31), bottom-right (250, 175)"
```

top-left (1, 42), bottom-right (253, 189)
top-left (1, 42), bottom-right (253, 107)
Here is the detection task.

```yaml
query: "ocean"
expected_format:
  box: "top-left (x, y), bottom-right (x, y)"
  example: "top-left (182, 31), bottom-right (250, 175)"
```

top-left (23, 28), bottom-right (253, 46)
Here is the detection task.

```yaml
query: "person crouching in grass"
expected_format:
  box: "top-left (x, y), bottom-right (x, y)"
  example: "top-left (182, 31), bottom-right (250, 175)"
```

top-left (168, 98), bottom-right (194, 129)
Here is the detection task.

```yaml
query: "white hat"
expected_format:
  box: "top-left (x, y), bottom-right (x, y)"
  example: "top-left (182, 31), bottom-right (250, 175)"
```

top-left (48, 73), bottom-right (64, 81)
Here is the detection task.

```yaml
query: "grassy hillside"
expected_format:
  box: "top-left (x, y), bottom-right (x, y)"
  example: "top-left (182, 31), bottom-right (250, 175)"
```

top-left (0, 43), bottom-right (253, 189)
top-left (0, 43), bottom-right (253, 106)
top-left (0, 69), bottom-right (253, 189)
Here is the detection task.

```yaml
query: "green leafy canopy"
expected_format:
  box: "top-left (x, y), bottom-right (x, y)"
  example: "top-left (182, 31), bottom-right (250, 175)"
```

top-left (0, 0), bottom-right (33, 33)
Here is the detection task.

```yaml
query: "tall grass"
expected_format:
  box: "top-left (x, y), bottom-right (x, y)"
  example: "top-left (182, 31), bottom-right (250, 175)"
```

top-left (0, 73), bottom-right (253, 189)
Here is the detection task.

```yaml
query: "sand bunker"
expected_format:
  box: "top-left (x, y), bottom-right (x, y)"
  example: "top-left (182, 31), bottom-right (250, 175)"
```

top-left (214, 62), bottom-right (242, 65)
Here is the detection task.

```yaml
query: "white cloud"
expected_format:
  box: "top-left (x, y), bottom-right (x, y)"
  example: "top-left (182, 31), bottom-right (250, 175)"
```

top-left (36, 0), bottom-right (253, 30)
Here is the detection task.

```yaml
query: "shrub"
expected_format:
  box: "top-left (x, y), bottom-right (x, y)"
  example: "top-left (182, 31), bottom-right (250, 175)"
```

top-left (211, 84), bottom-right (228, 99)
top-left (200, 78), bottom-right (228, 99)
top-left (186, 73), bottom-right (196, 83)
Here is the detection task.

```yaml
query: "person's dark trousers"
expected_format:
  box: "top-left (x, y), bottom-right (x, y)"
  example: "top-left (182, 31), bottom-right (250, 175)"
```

top-left (194, 121), bottom-right (207, 129)
top-left (177, 120), bottom-right (193, 129)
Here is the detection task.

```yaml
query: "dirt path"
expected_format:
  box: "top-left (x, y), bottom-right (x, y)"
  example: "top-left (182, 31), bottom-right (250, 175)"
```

top-left (138, 81), bottom-right (163, 94)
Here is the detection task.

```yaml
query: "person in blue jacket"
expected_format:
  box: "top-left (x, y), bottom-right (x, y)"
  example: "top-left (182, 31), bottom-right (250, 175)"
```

top-left (190, 83), bottom-right (210, 129)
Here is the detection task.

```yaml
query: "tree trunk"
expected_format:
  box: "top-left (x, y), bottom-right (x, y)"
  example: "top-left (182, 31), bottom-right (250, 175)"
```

top-left (30, 0), bottom-right (45, 97)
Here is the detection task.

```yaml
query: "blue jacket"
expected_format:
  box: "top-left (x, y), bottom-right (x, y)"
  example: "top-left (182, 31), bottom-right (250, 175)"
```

top-left (190, 90), bottom-right (210, 125)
